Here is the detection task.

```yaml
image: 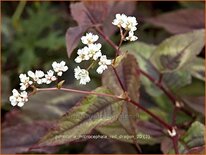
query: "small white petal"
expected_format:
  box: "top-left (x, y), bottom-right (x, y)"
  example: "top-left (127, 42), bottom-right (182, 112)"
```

top-left (52, 61), bottom-right (68, 76)
top-left (17, 102), bottom-right (24, 107)
top-left (75, 57), bottom-right (82, 63)
top-left (74, 66), bottom-right (90, 85)
top-left (60, 61), bottom-right (66, 66)
top-left (63, 66), bottom-right (68, 72)
top-left (35, 70), bottom-right (44, 78)
top-left (28, 71), bottom-right (35, 78)
top-left (37, 79), bottom-right (43, 84)
top-left (11, 101), bottom-right (17, 106)
top-left (20, 84), bottom-right (26, 90)
top-left (81, 32), bottom-right (99, 45)
top-left (57, 72), bottom-right (63, 76)
top-left (93, 51), bottom-right (102, 60)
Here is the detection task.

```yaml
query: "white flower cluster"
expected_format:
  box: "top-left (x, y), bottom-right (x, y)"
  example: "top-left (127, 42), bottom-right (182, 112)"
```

top-left (9, 61), bottom-right (68, 107)
top-left (112, 14), bottom-right (138, 41)
top-left (74, 33), bottom-right (112, 85)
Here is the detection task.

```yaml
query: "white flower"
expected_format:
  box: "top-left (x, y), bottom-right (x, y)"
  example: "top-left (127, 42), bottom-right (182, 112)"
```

top-left (96, 55), bottom-right (112, 74)
top-left (43, 70), bottom-right (57, 84)
top-left (112, 14), bottom-right (138, 41)
top-left (9, 89), bottom-right (28, 107)
top-left (74, 66), bottom-right (90, 85)
top-left (168, 128), bottom-right (176, 137)
top-left (19, 74), bottom-right (33, 90)
top-left (125, 31), bottom-right (138, 41)
top-left (28, 70), bottom-right (45, 84)
top-left (112, 14), bottom-right (127, 27)
top-left (121, 16), bottom-right (138, 31)
top-left (52, 61), bottom-right (68, 76)
top-left (20, 91), bottom-right (28, 103)
top-left (9, 89), bottom-right (20, 106)
top-left (81, 32), bottom-right (99, 45)
top-left (75, 47), bottom-right (90, 63)
top-left (88, 43), bottom-right (102, 60)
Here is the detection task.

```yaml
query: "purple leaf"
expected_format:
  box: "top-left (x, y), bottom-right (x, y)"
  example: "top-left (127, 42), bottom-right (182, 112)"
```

top-left (186, 146), bottom-right (205, 154)
top-left (66, 26), bottom-right (88, 58)
top-left (66, 1), bottom-right (136, 57)
top-left (70, 2), bottom-right (92, 26)
top-left (182, 96), bottom-right (205, 115)
top-left (103, 1), bottom-right (136, 36)
top-left (145, 9), bottom-right (204, 34)
top-left (136, 120), bottom-right (164, 137)
top-left (2, 121), bottom-right (57, 154)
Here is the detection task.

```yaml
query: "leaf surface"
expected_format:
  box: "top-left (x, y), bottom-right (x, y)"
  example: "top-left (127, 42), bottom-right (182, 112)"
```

top-left (37, 87), bottom-right (123, 147)
top-left (146, 9), bottom-right (204, 34)
top-left (2, 121), bottom-right (56, 154)
top-left (66, 26), bottom-right (89, 58)
top-left (66, 1), bottom-right (136, 57)
top-left (161, 121), bottom-right (205, 154)
top-left (101, 54), bottom-right (141, 146)
top-left (150, 29), bottom-right (205, 73)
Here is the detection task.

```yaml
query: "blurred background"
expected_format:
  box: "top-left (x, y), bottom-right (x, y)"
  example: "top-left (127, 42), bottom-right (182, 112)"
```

top-left (1, 1), bottom-right (205, 154)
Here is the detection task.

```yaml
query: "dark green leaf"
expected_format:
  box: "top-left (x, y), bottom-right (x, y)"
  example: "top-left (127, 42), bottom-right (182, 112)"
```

top-left (150, 29), bottom-right (205, 73)
top-left (101, 54), bottom-right (141, 146)
top-left (37, 87), bottom-right (123, 147)
top-left (178, 121), bottom-right (205, 154)
top-left (162, 121), bottom-right (205, 154)
top-left (185, 57), bottom-right (205, 81)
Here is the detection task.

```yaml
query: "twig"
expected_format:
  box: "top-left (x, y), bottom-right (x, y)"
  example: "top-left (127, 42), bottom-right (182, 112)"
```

top-left (128, 99), bottom-right (172, 130)
top-left (95, 27), bottom-right (119, 53)
top-left (94, 27), bottom-right (182, 154)
top-left (158, 73), bottom-right (163, 83)
top-left (34, 87), bottom-right (173, 131)
top-left (36, 87), bottom-right (123, 100)
top-left (112, 66), bottom-right (126, 91)
top-left (172, 135), bottom-right (179, 154)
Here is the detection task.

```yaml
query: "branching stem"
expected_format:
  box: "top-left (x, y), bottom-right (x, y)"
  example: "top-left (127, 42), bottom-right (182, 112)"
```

top-left (128, 99), bottom-right (172, 130)
top-left (36, 87), bottom-right (123, 100)
top-left (112, 66), bottom-right (126, 91)
top-left (94, 27), bottom-right (181, 154)
top-left (34, 87), bottom-right (173, 131)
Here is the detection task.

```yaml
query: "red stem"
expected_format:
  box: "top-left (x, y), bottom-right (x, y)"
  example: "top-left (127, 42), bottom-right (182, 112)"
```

top-left (94, 26), bottom-right (179, 106)
top-left (128, 99), bottom-right (172, 130)
top-left (95, 27), bottom-right (119, 54)
top-left (112, 66), bottom-right (126, 91)
top-left (94, 27), bottom-right (181, 154)
top-left (140, 69), bottom-right (193, 117)
top-left (139, 69), bottom-right (176, 104)
top-left (36, 87), bottom-right (123, 100)
top-left (36, 87), bottom-right (172, 131)
top-left (172, 135), bottom-right (179, 154)
top-left (158, 73), bottom-right (163, 83)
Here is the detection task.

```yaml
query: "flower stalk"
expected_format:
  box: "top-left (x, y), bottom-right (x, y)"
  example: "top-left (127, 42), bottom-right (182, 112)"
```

top-left (35, 87), bottom-right (173, 132)
top-left (94, 25), bottom-right (181, 154)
